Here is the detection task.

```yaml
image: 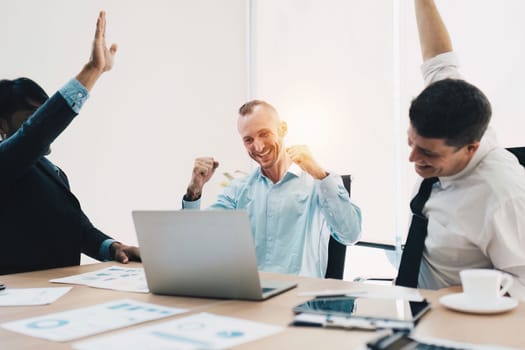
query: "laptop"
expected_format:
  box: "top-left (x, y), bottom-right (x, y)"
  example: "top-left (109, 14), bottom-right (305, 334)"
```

top-left (132, 210), bottom-right (297, 300)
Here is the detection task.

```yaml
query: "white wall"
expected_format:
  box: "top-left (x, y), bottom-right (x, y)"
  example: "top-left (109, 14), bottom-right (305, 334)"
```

top-left (1, 0), bottom-right (251, 259)
top-left (253, 0), bottom-right (397, 245)
top-left (3, 1), bottom-right (525, 277)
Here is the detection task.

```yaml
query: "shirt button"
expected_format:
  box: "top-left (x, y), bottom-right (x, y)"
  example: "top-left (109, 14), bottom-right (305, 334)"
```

top-left (77, 93), bottom-right (83, 98)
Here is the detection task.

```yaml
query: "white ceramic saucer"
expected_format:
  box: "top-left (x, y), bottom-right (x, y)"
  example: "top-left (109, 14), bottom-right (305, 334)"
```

top-left (439, 292), bottom-right (518, 314)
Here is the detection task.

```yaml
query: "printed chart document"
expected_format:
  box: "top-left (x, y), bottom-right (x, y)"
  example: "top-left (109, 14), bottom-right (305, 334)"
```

top-left (1, 299), bottom-right (186, 342)
top-left (0, 287), bottom-right (72, 306)
top-left (73, 312), bottom-right (283, 350)
top-left (50, 266), bottom-right (149, 293)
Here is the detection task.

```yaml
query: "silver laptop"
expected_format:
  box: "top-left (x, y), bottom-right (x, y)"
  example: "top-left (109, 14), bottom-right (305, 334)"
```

top-left (132, 210), bottom-right (297, 300)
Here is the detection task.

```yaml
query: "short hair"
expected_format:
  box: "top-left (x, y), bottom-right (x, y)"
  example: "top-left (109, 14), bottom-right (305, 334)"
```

top-left (409, 79), bottom-right (491, 148)
top-left (238, 99), bottom-right (278, 116)
top-left (0, 78), bottom-right (49, 121)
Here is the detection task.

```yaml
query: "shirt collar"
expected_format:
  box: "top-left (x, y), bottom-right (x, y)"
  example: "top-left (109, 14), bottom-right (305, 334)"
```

top-left (257, 162), bottom-right (303, 184)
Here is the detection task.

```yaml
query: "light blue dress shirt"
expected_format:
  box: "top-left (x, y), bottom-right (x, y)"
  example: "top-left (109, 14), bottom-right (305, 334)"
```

top-left (183, 164), bottom-right (362, 278)
top-left (58, 79), bottom-right (89, 113)
top-left (58, 79), bottom-right (114, 260)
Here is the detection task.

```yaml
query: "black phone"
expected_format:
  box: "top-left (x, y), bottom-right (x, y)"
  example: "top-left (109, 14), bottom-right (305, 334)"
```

top-left (367, 332), bottom-right (467, 350)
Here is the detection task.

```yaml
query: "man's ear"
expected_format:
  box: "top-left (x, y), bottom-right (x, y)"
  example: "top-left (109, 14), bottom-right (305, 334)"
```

top-left (279, 121), bottom-right (288, 137)
top-left (466, 141), bottom-right (480, 156)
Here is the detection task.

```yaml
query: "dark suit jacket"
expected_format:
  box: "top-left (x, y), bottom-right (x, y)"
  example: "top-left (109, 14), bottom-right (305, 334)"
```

top-left (0, 92), bottom-right (111, 275)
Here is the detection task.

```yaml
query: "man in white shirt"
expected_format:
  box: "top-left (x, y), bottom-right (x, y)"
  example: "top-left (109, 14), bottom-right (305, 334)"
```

top-left (408, 0), bottom-right (525, 294)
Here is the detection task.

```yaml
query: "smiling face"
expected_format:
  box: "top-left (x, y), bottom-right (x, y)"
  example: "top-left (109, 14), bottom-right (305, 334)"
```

top-left (237, 104), bottom-right (287, 172)
top-left (407, 123), bottom-right (479, 178)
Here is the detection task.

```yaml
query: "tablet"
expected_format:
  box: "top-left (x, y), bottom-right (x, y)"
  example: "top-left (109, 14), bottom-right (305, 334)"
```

top-left (293, 296), bottom-right (430, 324)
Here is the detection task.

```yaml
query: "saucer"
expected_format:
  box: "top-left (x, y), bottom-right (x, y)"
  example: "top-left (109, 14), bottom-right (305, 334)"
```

top-left (439, 293), bottom-right (518, 314)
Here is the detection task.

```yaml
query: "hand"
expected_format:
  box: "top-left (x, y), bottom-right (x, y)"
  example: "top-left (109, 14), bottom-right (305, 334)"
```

top-left (110, 242), bottom-right (141, 264)
top-left (286, 145), bottom-right (327, 180)
top-left (76, 11), bottom-right (118, 91)
top-left (186, 157), bottom-right (219, 200)
top-left (88, 11), bottom-right (117, 74)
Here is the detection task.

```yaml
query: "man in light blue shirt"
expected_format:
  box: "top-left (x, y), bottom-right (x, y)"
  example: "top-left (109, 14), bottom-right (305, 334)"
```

top-left (183, 100), bottom-right (361, 278)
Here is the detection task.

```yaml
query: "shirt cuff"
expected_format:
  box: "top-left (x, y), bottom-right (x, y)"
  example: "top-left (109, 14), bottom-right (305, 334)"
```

top-left (58, 78), bottom-right (89, 113)
top-left (182, 198), bottom-right (202, 209)
top-left (99, 239), bottom-right (116, 261)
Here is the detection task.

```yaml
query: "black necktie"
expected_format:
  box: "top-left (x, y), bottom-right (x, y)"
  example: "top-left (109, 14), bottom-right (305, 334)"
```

top-left (395, 177), bottom-right (439, 288)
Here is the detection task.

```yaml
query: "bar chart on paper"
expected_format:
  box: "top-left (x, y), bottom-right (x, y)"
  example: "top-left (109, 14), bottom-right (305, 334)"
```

top-left (1, 299), bottom-right (186, 342)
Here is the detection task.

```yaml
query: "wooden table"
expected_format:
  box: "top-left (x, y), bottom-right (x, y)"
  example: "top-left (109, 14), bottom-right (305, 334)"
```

top-left (1, 262), bottom-right (523, 349)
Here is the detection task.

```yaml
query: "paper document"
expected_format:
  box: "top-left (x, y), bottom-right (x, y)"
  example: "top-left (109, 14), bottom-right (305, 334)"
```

top-left (297, 284), bottom-right (424, 301)
top-left (0, 287), bottom-right (72, 306)
top-left (1, 298), bottom-right (186, 342)
top-left (50, 266), bottom-right (149, 293)
top-left (294, 313), bottom-right (377, 330)
top-left (293, 312), bottom-right (416, 331)
top-left (74, 312), bottom-right (283, 350)
top-left (412, 335), bottom-right (523, 350)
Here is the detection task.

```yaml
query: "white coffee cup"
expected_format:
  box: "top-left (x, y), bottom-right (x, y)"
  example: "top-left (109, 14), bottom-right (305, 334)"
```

top-left (460, 269), bottom-right (513, 304)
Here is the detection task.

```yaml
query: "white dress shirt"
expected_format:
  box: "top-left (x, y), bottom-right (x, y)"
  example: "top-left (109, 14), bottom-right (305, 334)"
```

top-left (415, 52), bottom-right (525, 293)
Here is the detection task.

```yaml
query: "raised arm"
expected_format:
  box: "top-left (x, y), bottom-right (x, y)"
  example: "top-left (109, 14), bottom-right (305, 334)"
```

top-left (76, 11), bottom-right (117, 91)
top-left (415, 0), bottom-right (453, 61)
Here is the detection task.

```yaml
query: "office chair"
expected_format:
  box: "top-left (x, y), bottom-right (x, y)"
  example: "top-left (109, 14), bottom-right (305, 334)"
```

top-left (325, 174), bottom-right (397, 280)
top-left (506, 147), bottom-right (525, 167)
top-left (324, 174), bottom-right (352, 279)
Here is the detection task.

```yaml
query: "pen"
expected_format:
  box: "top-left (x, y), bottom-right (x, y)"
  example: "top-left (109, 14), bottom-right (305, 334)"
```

top-left (297, 290), bottom-right (368, 297)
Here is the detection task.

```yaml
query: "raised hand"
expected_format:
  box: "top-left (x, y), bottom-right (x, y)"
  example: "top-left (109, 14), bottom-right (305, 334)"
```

top-left (89, 11), bottom-right (118, 74)
top-left (76, 11), bottom-right (118, 91)
top-left (185, 157), bottom-right (220, 200)
top-left (286, 145), bottom-right (327, 180)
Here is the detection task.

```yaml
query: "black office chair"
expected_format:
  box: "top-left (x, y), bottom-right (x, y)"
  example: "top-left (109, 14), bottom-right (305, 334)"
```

top-left (325, 174), bottom-right (398, 280)
top-left (506, 147), bottom-right (525, 166)
top-left (324, 174), bottom-right (352, 279)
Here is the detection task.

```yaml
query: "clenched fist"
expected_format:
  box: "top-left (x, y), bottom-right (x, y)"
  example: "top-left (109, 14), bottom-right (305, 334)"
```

top-left (286, 145), bottom-right (327, 180)
top-left (185, 157), bottom-right (219, 200)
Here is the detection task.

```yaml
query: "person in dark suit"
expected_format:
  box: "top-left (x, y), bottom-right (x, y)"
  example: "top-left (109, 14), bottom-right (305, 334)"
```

top-left (0, 11), bottom-right (140, 275)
